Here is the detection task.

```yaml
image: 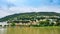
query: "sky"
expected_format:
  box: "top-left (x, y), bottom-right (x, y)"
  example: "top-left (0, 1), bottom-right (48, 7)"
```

top-left (0, 0), bottom-right (60, 18)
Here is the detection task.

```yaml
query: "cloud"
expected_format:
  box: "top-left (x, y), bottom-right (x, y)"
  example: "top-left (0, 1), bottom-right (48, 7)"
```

top-left (0, 9), bottom-right (10, 18)
top-left (9, 6), bottom-right (60, 13)
top-left (0, 0), bottom-right (60, 18)
top-left (0, 5), bottom-right (60, 18)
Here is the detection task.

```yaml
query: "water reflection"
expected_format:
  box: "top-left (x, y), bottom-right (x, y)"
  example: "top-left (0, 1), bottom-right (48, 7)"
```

top-left (0, 27), bottom-right (7, 34)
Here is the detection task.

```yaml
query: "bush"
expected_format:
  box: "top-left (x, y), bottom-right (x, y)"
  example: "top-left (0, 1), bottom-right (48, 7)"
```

top-left (49, 23), bottom-right (54, 26)
top-left (31, 25), bottom-right (39, 27)
top-left (56, 22), bottom-right (60, 26)
top-left (11, 22), bottom-right (16, 26)
top-left (39, 20), bottom-right (50, 26)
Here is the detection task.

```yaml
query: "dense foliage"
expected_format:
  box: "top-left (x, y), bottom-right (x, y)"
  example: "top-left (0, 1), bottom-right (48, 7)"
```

top-left (0, 12), bottom-right (60, 22)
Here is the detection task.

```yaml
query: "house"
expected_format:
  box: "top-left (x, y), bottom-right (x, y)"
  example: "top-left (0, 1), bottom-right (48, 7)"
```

top-left (0, 21), bottom-right (8, 27)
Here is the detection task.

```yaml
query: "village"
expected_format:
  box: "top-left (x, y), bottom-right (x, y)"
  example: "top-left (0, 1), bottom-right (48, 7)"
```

top-left (0, 16), bottom-right (60, 27)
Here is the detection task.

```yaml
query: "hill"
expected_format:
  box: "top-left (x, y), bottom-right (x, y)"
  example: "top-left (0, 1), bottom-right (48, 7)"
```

top-left (0, 12), bottom-right (60, 22)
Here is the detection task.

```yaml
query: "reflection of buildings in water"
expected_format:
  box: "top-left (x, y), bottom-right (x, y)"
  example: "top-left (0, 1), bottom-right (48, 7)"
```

top-left (0, 28), bottom-right (7, 34)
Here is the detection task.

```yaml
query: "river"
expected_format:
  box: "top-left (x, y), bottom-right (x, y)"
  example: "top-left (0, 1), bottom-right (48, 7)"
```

top-left (0, 27), bottom-right (60, 34)
top-left (7, 27), bottom-right (60, 34)
top-left (0, 27), bottom-right (7, 34)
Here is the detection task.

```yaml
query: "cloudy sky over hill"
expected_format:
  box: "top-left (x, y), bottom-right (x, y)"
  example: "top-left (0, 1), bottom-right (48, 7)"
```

top-left (0, 0), bottom-right (60, 18)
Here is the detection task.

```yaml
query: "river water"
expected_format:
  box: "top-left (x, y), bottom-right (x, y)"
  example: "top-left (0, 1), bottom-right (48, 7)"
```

top-left (7, 27), bottom-right (60, 34)
top-left (0, 27), bottom-right (7, 34)
top-left (0, 27), bottom-right (60, 34)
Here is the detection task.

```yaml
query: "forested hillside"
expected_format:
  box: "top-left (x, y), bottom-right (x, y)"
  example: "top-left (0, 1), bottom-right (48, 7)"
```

top-left (0, 12), bottom-right (60, 22)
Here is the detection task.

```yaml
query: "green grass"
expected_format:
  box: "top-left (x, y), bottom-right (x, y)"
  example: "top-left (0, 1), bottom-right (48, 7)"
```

top-left (7, 26), bottom-right (60, 34)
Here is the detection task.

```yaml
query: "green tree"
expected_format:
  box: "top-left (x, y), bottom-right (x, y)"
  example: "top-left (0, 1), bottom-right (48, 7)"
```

top-left (39, 20), bottom-right (50, 26)
top-left (11, 22), bottom-right (16, 26)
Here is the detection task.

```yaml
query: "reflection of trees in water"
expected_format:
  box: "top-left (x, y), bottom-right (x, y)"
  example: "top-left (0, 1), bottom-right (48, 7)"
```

top-left (0, 28), bottom-right (7, 34)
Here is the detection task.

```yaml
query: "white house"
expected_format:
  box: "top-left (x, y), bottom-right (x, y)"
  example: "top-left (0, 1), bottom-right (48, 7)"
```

top-left (0, 21), bottom-right (8, 27)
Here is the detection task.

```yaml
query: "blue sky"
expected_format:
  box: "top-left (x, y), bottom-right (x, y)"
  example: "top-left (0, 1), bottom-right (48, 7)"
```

top-left (0, 0), bottom-right (60, 18)
top-left (0, 0), bottom-right (60, 7)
